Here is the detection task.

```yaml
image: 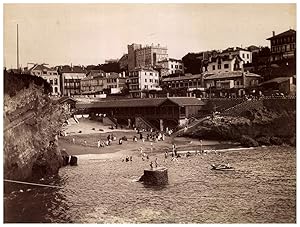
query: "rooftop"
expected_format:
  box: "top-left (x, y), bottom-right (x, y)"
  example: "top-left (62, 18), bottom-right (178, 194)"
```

top-left (267, 29), bottom-right (296, 40)
top-left (204, 71), bottom-right (262, 80)
top-left (29, 64), bottom-right (56, 72)
top-left (162, 74), bottom-right (202, 82)
top-left (259, 77), bottom-right (291, 86)
top-left (222, 47), bottom-right (249, 53)
top-left (76, 97), bottom-right (205, 109)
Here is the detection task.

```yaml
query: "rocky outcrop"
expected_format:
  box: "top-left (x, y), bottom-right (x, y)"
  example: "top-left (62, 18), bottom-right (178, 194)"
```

top-left (4, 71), bottom-right (69, 181)
top-left (184, 104), bottom-right (296, 147)
top-left (139, 167), bottom-right (168, 185)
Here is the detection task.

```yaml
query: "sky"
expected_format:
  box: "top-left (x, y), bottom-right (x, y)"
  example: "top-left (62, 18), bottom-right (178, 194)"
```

top-left (3, 3), bottom-right (296, 68)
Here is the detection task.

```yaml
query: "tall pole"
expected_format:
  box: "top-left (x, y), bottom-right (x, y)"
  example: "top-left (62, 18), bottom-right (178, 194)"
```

top-left (17, 24), bottom-right (19, 70)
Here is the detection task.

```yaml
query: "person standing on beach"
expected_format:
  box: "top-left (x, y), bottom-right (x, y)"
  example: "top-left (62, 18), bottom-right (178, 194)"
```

top-left (84, 140), bottom-right (87, 146)
top-left (200, 140), bottom-right (203, 153)
top-left (172, 143), bottom-right (176, 154)
top-left (164, 150), bottom-right (168, 162)
top-left (72, 138), bottom-right (75, 144)
top-left (97, 140), bottom-right (101, 148)
top-left (139, 147), bottom-right (143, 156)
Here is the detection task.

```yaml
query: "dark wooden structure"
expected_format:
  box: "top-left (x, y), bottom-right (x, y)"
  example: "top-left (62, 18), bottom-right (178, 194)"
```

top-left (75, 97), bottom-right (205, 130)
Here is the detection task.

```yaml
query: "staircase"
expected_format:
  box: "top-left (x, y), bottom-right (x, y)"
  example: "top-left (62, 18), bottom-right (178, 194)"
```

top-left (135, 116), bottom-right (159, 131)
top-left (172, 115), bottom-right (211, 137)
top-left (73, 115), bottom-right (79, 124)
top-left (222, 99), bottom-right (263, 117)
top-left (103, 116), bottom-right (117, 127)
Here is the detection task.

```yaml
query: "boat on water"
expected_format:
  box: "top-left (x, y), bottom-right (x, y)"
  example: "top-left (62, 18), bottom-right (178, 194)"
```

top-left (211, 164), bottom-right (234, 171)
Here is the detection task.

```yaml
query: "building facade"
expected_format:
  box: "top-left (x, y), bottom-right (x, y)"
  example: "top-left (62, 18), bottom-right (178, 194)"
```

top-left (161, 74), bottom-right (203, 89)
top-left (207, 55), bottom-right (243, 73)
top-left (106, 72), bottom-right (127, 94)
top-left (29, 64), bottom-right (60, 96)
top-left (267, 29), bottom-right (296, 62)
top-left (158, 58), bottom-right (184, 75)
top-left (204, 71), bottom-right (262, 97)
top-left (161, 74), bottom-right (204, 97)
top-left (81, 71), bottom-right (127, 95)
top-left (127, 43), bottom-right (168, 71)
top-left (219, 47), bottom-right (252, 64)
top-left (81, 70), bottom-right (107, 95)
top-left (60, 66), bottom-right (87, 96)
top-left (128, 68), bottom-right (160, 98)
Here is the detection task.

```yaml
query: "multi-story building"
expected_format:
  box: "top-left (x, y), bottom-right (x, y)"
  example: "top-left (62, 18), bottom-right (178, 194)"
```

top-left (207, 55), bottom-right (243, 73)
top-left (203, 71), bottom-right (262, 97)
top-left (81, 71), bottom-right (127, 95)
top-left (219, 47), bottom-right (252, 64)
top-left (161, 74), bottom-right (204, 97)
top-left (29, 64), bottom-right (60, 96)
top-left (127, 43), bottom-right (168, 71)
top-left (161, 74), bottom-right (203, 89)
top-left (106, 72), bottom-right (127, 94)
top-left (81, 70), bottom-right (107, 94)
top-left (60, 66), bottom-right (86, 96)
top-left (157, 58), bottom-right (184, 76)
top-left (267, 29), bottom-right (296, 62)
top-left (128, 68), bottom-right (160, 98)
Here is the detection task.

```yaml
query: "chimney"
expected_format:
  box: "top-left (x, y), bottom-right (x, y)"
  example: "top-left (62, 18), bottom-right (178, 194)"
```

top-left (272, 31), bottom-right (275, 37)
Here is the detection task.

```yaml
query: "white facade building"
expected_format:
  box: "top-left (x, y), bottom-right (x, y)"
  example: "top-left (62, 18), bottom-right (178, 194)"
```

top-left (207, 55), bottom-right (243, 73)
top-left (128, 68), bottom-right (160, 98)
top-left (219, 47), bottom-right (252, 64)
top-left (29, 64), bottom-right (61, 96)
top-left (158, 58), bottom-right (184, 76)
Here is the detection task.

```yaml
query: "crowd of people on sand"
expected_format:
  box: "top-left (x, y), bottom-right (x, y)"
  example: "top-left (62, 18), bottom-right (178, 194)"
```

top-left (71, 127), bottom-right (221, 168)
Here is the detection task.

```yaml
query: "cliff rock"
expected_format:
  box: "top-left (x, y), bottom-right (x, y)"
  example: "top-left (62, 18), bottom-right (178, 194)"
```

top-left (4, 71), bottom-right (69, 181)
top-left (185, 104), bottom-right (296, 147)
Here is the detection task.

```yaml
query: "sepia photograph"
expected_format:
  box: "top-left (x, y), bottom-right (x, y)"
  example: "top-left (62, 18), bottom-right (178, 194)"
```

top-left (3, 1), bottom-right (297, 223)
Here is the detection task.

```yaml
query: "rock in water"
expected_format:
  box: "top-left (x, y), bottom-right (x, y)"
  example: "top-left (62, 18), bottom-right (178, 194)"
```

top-left (70, 156), bottom-right (78, 166)
top-left (139, 167), bottom-right (168, 185)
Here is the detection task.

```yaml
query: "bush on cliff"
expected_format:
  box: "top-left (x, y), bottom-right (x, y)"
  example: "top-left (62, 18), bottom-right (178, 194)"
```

top-left (239, 135), bottom-right (259, 147)
top-left (256, 136), bottom-right (271, 146)
top-left (270, 136), bottom-right (283, 145)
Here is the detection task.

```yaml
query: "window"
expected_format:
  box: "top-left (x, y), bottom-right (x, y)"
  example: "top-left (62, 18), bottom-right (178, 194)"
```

top-left (242, 54), bottom-right (245, 58)
top-left (247, 54), bottom-right (249, 59)
top-left (171, 64), bottom-right (173, 68)
top-left (218, 65), bottom-right (221, 69)
top-left (224, 64), bottom-right (229, 69)
top-left (150, 73), bottom-right (152, 76)
top-left (145, 79), bottom-right (147, 82)
top-left (179, 65), bottom-right (182, 69)
top-left (212, 65), bottom-right (215, 70)
top-left (50, 79), bottom-right (53, 85)
top-left (150, 79), bottom-right (153, 83)
top-left (55, 87), bottom-right (58, 93)
top-left (144, 85), bottom-right (148, 89)
top-left (54, 78), bottom-right (58, 85)
top-left (175, 65), bottom-right (178, 69)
